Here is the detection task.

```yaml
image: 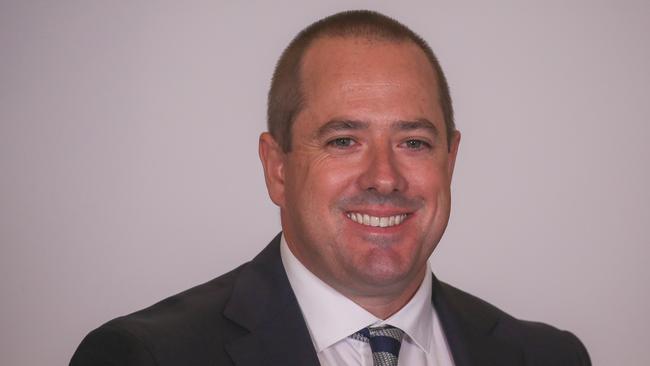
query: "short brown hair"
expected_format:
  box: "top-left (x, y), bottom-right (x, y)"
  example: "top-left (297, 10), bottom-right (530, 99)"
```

top-left (267, 10), bottom-right (455, 152)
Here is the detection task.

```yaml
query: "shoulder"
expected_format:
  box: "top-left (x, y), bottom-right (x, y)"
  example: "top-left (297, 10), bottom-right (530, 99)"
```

top-left (437, 280), bottom-right (591, 365)
top-left (71, 235), bottom-right (287, 366)
top-left (70, 263), bottom-right (249, 366)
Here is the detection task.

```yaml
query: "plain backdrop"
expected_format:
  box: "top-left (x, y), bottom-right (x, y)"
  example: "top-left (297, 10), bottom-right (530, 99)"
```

top-left (1, 1), bottom-right (649, 365)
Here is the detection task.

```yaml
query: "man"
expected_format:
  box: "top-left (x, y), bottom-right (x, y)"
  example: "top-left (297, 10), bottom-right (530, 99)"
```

top-left (71, 10), bottom-right (591, 366)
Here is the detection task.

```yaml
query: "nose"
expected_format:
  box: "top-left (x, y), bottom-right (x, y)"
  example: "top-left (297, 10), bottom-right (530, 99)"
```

top-left (358, 144), bottom-right (407, 194)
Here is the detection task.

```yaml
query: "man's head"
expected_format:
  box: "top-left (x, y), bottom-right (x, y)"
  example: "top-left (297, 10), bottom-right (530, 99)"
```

top-left (259, 10), bottom-right (460, 313)
top-left (267, 10), bottom-right (455, 153)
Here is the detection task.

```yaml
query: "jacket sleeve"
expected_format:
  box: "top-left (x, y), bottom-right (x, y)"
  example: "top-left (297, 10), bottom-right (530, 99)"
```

top-left (70, 324), bottom-right (157, 366)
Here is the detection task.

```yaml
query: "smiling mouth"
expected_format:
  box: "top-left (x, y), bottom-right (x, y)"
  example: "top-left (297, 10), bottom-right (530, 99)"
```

top-left (346, 212), bottom-right (409, 228)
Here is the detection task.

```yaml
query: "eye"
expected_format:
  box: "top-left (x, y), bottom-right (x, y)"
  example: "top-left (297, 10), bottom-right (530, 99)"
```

top-left (328, 137), bottom-right (356, 148)
top-left (402, 139), bottom-right (431, 150)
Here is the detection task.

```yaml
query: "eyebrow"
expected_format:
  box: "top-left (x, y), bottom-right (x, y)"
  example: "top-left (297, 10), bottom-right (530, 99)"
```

top-left (392, 118), bottom-right (439, 137)
top-left (314, 119), bottom-right (370, 139)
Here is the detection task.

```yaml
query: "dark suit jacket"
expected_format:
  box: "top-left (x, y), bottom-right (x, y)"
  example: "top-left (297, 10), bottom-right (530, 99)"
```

top-left (70, 233), bottom-right (591, 366)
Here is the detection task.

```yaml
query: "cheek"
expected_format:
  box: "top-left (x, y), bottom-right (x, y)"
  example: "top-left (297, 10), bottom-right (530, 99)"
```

top-left (305, 159), bottom-right (361, 206)
top-left (407, 165), bottom-right (452, 229)
top-left (409, 166), bottom-right (449, 196)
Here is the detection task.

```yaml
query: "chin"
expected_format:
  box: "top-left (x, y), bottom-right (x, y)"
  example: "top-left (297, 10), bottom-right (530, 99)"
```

top-left (355, 251), bottom-right (416, 285)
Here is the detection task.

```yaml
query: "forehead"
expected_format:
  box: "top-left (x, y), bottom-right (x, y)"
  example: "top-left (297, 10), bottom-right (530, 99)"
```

top-left (297, 36), bottom-right (442, 129)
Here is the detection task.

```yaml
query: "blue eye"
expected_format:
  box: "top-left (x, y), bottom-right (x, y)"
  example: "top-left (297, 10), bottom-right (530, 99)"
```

top-left (329, 137), bottom-right (355, 148)
top-left (404, 139), bottom-right (429, 149)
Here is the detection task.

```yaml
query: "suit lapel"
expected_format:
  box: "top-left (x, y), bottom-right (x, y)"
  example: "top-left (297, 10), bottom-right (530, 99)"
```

top-left (223, 234), bottom-right (320, 366)
top-left (432, 276), bottom-right (524, 366)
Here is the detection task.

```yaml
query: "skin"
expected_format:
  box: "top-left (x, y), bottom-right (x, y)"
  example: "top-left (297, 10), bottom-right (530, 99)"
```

top-left (259, 36), bottom-right (461, 319)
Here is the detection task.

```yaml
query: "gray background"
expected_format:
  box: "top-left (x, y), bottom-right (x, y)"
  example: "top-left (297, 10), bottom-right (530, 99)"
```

top-left (2, 1), bottom-right (648, 365)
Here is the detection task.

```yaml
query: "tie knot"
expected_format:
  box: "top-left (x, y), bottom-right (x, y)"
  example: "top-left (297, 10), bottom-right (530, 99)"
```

top-left (350, 326), bottom-right (405, 366)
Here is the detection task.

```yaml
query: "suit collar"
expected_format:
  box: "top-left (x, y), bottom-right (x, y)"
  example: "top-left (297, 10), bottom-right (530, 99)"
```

top-left (432, 276), bottom-right (523, 366)
top-left (223, 233), bottom-right (320, 366)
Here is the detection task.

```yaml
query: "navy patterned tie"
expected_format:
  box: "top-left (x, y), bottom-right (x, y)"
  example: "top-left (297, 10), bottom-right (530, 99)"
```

top-left (350, 326), bottom-right (405, 366)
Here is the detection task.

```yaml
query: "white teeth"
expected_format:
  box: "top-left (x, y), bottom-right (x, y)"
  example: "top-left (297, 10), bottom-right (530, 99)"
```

top-left (346, 212), bottom-right (408, 228)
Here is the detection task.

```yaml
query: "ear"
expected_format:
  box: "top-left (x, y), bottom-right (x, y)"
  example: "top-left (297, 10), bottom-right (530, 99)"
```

top-left (259, 132), bottom-right (287, 207)
top-left (446, 130), bottom-right (461, 180)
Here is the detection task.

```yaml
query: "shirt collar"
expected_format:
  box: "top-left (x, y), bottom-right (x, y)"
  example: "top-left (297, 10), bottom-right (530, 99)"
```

top-left (280, 234), bottom-right (433, 354)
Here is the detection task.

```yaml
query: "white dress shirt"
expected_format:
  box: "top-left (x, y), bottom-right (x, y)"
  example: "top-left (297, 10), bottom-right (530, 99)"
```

top-left (280, 235), bottom-right (455, 366)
